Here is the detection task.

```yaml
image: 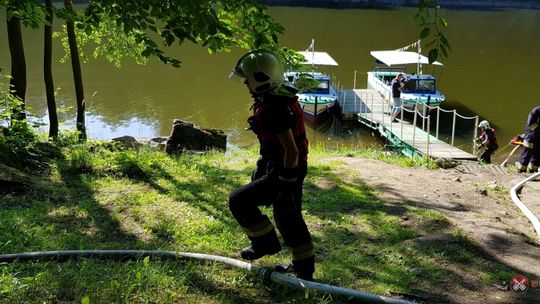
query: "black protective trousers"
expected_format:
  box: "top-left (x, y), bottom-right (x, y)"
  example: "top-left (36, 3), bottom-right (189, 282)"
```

top-left (479, 145), bottom-right (498, 164)
top-left (228, 159), bottom-right (313, 263)
top-left (519, 134), bottom-right (540, 168)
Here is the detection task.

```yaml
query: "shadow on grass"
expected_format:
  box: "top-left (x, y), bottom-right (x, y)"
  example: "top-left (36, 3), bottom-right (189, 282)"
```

top-left (54, 164), bottom-right (144, 248)
top-left (121, 156), bottom-right (249, 228)
top-left (0, 158), bottom-right (146, 255)
top-left (300, 164), bottom-right (539, 303)
top-left (2, 150), bottom-right (539, 303)
top-left (116, 156), bottom-right (540, 303)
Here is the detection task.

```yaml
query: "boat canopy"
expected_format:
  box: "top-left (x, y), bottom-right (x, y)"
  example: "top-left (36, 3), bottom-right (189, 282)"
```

top-left (297, 51), bottom-right (339, 66)
top-left (370, 50), bottom-right (443, 67)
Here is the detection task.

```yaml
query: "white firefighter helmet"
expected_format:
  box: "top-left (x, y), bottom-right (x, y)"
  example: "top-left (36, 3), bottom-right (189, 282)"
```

top-left (230, 49), bottom-right (284, 95)
top-left (478, 120), bottom-right (490, 129)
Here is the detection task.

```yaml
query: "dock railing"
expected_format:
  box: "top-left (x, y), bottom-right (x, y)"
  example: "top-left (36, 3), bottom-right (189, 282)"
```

top-left (419, 103), bottom-right (479, 153)
top-left (352, 71), bottom-right (479, 157)
top-left (392, 102), bottom-right (479, 157)
top-left (394, 106), bottom-right (433, 156)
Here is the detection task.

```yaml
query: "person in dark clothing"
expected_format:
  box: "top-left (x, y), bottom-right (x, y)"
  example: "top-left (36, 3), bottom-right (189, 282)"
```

top-left (390, 73), bottom-right (405, 122)
top-left (517, 105), bottom-right (540, 173)
top-left (228, 49), bottom-right (314, 281)
top-left (476, 120), bottom-right (498, 164)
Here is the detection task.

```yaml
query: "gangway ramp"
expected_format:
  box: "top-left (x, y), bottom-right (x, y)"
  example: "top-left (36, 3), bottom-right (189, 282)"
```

top-left (338, 89), bottom-right (477, 160)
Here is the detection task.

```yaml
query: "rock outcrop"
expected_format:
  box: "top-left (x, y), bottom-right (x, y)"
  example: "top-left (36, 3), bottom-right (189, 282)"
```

top-left (110, 120), bottom-right (226, 154)
top-left (111, 136), bottom-right (168, 150)
top-left (165, 119), bottom-right (226, 154)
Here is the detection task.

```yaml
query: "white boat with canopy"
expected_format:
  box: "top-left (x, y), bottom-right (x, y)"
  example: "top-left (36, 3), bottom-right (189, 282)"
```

top-left (284, 39), bottom-right (339, 123)
top-left (367, 40), bottom-right (445, 110)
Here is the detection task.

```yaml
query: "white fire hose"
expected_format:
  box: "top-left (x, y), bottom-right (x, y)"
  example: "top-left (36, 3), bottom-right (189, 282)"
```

top-left (509, 171), bottom-right (540, 239)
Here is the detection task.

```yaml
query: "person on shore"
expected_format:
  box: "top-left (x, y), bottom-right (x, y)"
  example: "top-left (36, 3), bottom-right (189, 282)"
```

top-left (476, 120), bottom-right (498, 164)
top-left (517, 106), bottom-right (540, 173)
top-left (390, 73), bottom-right (405, 122)
top-left (228, 49), bottom-right (315, 281)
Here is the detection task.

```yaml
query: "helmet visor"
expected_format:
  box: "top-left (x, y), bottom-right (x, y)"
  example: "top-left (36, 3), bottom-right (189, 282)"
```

top-left (228, 70), bottom-right (245, 82)
top-left (229, 58), bottom-right (246, 81)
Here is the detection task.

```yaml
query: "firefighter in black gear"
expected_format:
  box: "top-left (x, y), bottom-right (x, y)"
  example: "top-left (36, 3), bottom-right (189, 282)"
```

top-left (228, 49), bottom-right (314, 281)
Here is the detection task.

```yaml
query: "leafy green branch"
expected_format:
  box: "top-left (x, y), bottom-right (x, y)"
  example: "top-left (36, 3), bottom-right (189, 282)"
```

top-left (415, 0), bottom-right (451, 63)
top-left (81, 0), bottom-right (285, 68)
top-left (54, 8), bottom-right (148, 68)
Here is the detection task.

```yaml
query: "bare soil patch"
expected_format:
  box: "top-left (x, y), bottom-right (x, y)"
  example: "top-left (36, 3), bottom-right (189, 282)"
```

top-left (333, 157), bottom-right (540, 303)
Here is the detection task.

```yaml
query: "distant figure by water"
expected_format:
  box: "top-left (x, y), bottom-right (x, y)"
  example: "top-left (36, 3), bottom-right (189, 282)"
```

top-left (475, 120), bottom-right (498, 164)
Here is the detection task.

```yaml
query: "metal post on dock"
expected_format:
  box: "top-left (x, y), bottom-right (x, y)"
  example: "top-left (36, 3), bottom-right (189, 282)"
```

top-left (400, 107), bottom-right (404, 139)
top-left (353, 74), bottom-right (358, 113)
top-left (436, 106), bottom-right (440, 139)
top-left (422, 105), bottom-right (426, 131)
top-left (473, 116), bottom-right (479, 153)
top-left (451, 110), bottom-right (456, 146)
top-left (370, 94), bottom-right (374, 122)
top-left (382, 95), bottom-right (385, 127)
top-left (412, 109), bottom-right (417, 149)
top-left (427, 115), bottom-right (431, 157)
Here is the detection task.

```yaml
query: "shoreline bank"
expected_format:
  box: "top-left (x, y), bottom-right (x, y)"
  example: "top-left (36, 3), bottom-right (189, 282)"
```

top-left (70, 0), bottom-right (540, 9)
top-left (259, 0), bottom-right (540, 10)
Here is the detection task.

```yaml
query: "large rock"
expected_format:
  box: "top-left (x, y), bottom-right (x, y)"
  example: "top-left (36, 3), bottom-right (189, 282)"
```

top-left (111, 136), bottom-right (168, 151)
top-left (165, 119), bottom-right (226, 154)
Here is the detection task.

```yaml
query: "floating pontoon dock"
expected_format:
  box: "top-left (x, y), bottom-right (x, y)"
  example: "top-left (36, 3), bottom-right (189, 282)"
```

top-left (338, 88), bottom-right (478, 160)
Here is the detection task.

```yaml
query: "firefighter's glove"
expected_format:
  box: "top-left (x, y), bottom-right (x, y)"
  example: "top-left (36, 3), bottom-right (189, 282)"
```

top-left (277, 167), bottom-right (298, 204)
top-left (473, 138), bottom-right (483, 149)
top-left (251, 158), bottom-right (267, 181)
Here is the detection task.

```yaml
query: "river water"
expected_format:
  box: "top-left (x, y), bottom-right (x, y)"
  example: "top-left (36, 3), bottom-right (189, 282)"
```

top-left (1, 6), bottom-right (539, 158)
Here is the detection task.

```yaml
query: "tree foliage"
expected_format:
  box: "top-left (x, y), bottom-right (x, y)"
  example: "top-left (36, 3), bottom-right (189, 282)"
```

top-left (54, 6), bottom-right (148, 68)
top-left (0, 71), bottom-right (39, 169)
top-left (3, 0), bottom-right (44, 29)
top-left (82, 0), bottom-right (286, 68)
top-left (415, 0), bottom-right (450, 63)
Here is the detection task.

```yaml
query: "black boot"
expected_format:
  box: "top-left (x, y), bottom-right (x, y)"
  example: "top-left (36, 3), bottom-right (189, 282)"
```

top-left (240, 229), bottom-right (281, 261)
top-left (276, 257), bottom-right (315, 281)
top-left (292, 256), bottom-right (315, 281)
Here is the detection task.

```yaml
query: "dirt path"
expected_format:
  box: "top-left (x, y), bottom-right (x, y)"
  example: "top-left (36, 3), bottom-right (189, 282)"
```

top-left (333, 157), bottom-right (540, 303)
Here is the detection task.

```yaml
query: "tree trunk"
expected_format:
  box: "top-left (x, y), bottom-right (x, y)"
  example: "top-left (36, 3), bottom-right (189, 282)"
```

top-left (64, 0), bottom-right (86, 141)
top-left (6, 9), bottom-right (27, 122)
top-left (44, 0), bottom-right (59, 139)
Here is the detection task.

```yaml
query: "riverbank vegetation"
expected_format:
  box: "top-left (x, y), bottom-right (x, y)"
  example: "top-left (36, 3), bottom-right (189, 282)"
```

top-left (1, 131), bottom-right (519, 303)
top-left (1, 0), bottom-right (448, 140)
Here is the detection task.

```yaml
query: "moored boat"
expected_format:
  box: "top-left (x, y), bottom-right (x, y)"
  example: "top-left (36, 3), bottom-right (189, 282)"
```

top-left (285, 40), bottom-right (339, 123)
top-left (367, 40), bottom-right (445, 112)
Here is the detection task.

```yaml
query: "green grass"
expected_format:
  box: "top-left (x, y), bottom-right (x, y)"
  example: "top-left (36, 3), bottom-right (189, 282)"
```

top-left (311, 145), bottom-right (438, 169)
top-left (0, 139), bottom-right (518, 303)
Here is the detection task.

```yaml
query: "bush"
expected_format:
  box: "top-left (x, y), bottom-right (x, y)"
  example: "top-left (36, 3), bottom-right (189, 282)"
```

top-left (0, 75), bottom-right (60, 172)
